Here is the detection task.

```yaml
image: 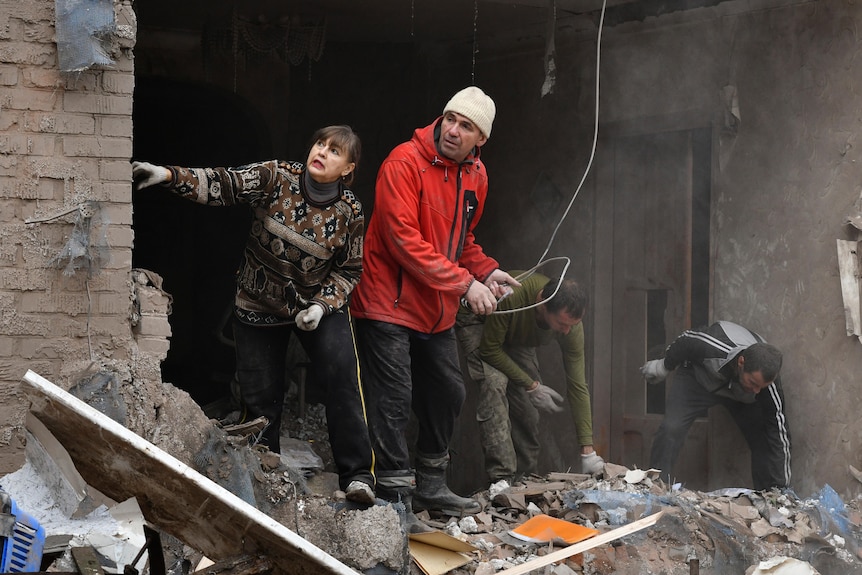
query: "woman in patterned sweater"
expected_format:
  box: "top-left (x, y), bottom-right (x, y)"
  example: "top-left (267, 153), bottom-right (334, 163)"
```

top-left (131, 126), bottom-right (375, 504)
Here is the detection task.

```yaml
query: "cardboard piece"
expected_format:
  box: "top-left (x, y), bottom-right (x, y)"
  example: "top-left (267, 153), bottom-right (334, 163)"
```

top-left (408, 532), bottom-right (478, 575)
top-left (509, 514), bottom-right (599, 545)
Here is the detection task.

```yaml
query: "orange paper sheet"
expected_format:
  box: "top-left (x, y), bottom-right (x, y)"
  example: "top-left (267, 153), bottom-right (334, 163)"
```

top-left (509, 514), bottom-right (599, 545)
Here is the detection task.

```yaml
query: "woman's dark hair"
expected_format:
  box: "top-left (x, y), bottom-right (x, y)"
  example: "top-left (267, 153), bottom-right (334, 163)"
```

top-left (308, 125), bottom-right (362, 186)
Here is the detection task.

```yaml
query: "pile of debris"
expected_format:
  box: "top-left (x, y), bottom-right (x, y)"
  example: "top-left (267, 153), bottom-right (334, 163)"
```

top-left (411, 466), bottom-right (862, 575)
top-left (6, 370), bottom-right (862, 575)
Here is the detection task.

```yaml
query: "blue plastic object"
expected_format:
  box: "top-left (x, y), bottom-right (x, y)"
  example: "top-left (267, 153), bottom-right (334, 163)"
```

top-left (0, 491), bottom-right (45, 573)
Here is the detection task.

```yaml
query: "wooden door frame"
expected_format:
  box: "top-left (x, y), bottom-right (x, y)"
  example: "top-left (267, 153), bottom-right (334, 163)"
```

top-left (590, 109), bottom-right (717, 469)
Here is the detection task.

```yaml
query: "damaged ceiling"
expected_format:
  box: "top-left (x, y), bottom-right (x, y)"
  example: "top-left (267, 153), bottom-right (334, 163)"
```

top-left (133, 0), bottom-right (733, 46)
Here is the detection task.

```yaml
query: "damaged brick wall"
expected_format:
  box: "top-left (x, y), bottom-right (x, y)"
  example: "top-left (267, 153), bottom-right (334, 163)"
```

top-left (0, 0), bottom-right (148, 475)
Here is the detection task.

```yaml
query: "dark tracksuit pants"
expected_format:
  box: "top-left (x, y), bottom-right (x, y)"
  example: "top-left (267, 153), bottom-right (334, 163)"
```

top-left (353, 319), bottom-right (466, 481)
top-left (650, 365), bottom-right (790, 490)
top-left (232, 309), bottom-right (374, 491)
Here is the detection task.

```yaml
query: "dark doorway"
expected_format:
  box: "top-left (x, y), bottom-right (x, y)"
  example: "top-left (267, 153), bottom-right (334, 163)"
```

top-left (132, 77), bottom-right (269, 405)
top-left (609, 127), bottom-right (712, 490)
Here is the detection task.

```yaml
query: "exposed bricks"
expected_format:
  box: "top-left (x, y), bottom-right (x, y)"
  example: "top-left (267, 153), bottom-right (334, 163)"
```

top-left (101, 72), bottom-right (134, 94)
top-left (62, 136), bottom-right (133, 159)
top-left (99, 116), bottom-right (132, 138)
top-left (0, 2), bottom-right (137, 476)
top-left (25, 113), bottom-right (96, 135)
top-left (134, 314), bottom-right (172, 338)
top-left (63, 92), bottom-right (132, 115)
top-left (0, 65), bottom-right (17, 85)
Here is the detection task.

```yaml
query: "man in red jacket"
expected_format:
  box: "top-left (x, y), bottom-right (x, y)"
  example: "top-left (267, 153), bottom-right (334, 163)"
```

top-left (351, 86), bottom-right (519, 531)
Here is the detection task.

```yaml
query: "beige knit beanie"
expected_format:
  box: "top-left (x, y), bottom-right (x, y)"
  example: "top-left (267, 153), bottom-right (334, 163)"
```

top-left (443, 86), bottom-right (496, 139)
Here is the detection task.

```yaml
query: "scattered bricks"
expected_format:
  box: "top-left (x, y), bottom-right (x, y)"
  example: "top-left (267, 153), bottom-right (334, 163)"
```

top-left (134, 313), bottom-right (172, 338)
top-left (667, 546), bottom-right (689, 562)
top-left (642, 544), bottom-right (660, 563)
top-left (136, 336), bottom-right (171, 359)
top-left (565, 554), bottom-right (584, 570)
top-left (585, 547), bottom-right (615, 575)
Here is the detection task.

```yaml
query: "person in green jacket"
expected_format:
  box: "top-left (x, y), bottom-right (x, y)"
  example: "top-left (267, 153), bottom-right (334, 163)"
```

top-left (455, 272), bottom-right (604, 484)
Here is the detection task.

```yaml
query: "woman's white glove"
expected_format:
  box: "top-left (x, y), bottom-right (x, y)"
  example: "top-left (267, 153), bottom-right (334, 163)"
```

top-left (131, 161), bottom-right (171, 190)
top-left (581, 451), bottom-right (605, 475)
top-left (295, 304), bottom-right (324, 331)
top-left (527, 383), bottom-right (565, 413)
top-left (640, 359), bottom-right (669, 384)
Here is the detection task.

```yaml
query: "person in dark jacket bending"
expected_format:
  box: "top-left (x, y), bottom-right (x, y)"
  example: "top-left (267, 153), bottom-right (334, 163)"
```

top-left (641, 320), bottom-right (791, 490)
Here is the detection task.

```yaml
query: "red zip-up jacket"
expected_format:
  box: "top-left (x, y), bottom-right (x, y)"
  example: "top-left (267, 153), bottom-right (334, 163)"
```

top-left (351, 118), bottom-right (499, 334)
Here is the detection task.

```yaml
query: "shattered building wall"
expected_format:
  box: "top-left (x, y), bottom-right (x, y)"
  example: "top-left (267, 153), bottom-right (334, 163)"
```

top-left (0, 0), bottom-right (144, 473)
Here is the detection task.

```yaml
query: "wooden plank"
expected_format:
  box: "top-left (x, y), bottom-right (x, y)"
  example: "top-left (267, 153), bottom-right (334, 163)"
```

top-left (498, 511), bottom-right (665, 575)
top-left (836, 239), bottom-right (862, 340)
top-left (20, 370), bottom-right (358, 575)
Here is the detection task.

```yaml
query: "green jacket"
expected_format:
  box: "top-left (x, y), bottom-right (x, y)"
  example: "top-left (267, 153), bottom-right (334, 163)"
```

top-left (477, 272), bottom-right (593, 446)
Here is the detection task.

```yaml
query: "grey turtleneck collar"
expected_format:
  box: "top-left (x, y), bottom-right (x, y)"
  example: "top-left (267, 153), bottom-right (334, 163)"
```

top-left (303, 170), bottom-right (341, 204)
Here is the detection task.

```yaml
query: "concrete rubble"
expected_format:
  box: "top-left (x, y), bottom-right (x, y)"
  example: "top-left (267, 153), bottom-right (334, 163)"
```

top-left (3, 371), bottom-right (862, 575)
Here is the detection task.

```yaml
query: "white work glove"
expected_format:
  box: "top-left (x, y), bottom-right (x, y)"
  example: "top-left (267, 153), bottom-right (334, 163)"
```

top-left (640, 359), bottom-right (669, 384)
top-left (131, 161), bottom-right (171, 190)
top-left (581, 451), bottom-right (605, 475)
top-left (527, 383), bottom-right (565, 413)
top-left (295, 304), bottom-right (324, 331)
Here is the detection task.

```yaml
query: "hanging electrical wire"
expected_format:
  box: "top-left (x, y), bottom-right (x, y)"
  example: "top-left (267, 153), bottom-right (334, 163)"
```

top-left (493, 0), bottom-right (607, 315)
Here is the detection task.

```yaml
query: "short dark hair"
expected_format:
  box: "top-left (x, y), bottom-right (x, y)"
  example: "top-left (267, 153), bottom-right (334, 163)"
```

top-left (307, 125), bottom-right (362, 186)
top-left (540, 277), bottom-right (587, 319)
top-left (741, 342), bottom-right (783, 382)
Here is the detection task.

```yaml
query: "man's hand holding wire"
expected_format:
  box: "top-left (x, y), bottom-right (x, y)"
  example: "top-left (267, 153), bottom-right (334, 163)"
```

top-left (484, 269), bottom-right (521, 300)
top-left (463, 280), bottom-right (498, 315)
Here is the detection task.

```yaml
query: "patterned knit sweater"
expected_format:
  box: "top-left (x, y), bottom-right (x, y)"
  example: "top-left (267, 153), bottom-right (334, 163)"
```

top-left (163, 160), bottom-right (364, 325)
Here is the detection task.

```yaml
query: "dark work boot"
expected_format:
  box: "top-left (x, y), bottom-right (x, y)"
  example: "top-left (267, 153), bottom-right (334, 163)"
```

top-left (413, 452), bottom-right (482, 515)
top-left (377, 472), bottom-right (434, 534)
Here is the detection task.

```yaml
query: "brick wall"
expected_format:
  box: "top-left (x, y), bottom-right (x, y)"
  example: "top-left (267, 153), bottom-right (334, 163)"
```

top-left (0, 0), bottom-right (144, 474)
